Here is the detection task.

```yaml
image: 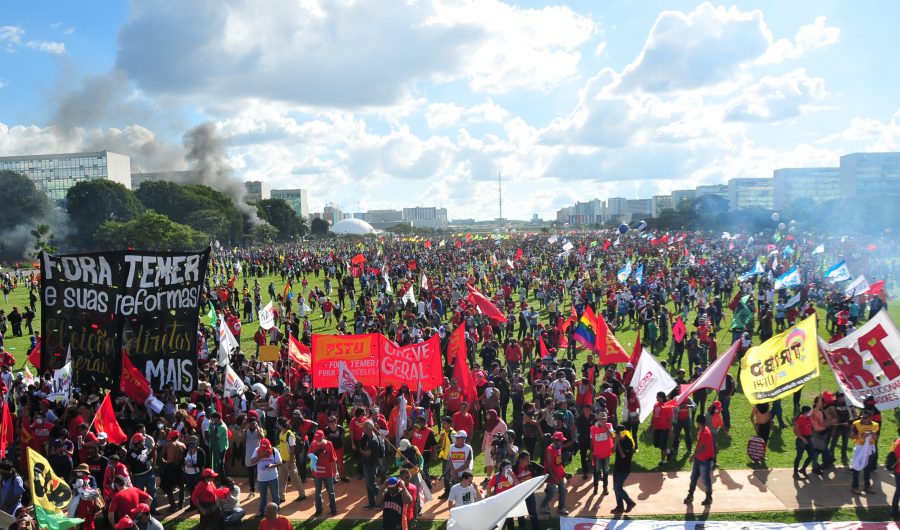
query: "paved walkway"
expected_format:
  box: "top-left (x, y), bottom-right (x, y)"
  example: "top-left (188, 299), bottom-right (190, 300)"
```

top-left (159, 466), bottom-right (896, 521)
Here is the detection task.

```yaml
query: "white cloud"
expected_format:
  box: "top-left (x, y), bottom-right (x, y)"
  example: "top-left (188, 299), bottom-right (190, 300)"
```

top-left (26, 40), bottom-right (67, 55)
top-left (115, 0), bottom-right (596, 109)
top-left (617, 2), bottom-right (771, 93)
top-left (426, 99), bottom-right (509, 130)
top-left (725, 69), bottom-right (827, 122)
top-left (425, 103), bottom-right (464, 130)
top-left (759, 16), bottom-right (840, 64)
top-left (0, 26), bottom-right (24, 52)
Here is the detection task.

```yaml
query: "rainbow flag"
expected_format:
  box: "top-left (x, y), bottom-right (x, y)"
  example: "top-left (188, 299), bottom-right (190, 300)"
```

top-left (572, 306), bottom-right (600, 352)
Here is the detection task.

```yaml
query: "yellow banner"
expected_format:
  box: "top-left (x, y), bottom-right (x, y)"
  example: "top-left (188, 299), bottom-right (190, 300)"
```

top-left (27, 447), bottom-right (73, 514)
top-left (740, 314), bottom-right (819, 404)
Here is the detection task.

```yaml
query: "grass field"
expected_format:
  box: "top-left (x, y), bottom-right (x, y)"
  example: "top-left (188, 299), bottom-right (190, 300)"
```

top-left (3, 268), bottom-right (898, 478)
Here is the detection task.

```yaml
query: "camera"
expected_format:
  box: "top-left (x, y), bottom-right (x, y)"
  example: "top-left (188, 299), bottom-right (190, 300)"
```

top-left (491, 432), bottom-right (507, 449)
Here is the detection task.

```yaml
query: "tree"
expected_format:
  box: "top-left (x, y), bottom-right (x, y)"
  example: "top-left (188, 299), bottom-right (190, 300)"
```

top-left (30, 224), bottom-right (57, 257)
top-left (0, 170), bottom-right (48, 230)
top-left (66, 179), bottom-right (143, 246)
top-left (135, 181), bottom-right (244, 242)
top-left (255, 199), bottom-right (303, 241)
top-left (251, 223), bottom-right (279, 243)
top-left (94, 211), bottom-right (208, 251)
top-left (310, 218), bottom-right (330, 235)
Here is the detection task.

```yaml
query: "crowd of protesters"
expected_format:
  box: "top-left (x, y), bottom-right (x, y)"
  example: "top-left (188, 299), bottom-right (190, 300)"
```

top-left (0, 228), bottom-right (898, 530)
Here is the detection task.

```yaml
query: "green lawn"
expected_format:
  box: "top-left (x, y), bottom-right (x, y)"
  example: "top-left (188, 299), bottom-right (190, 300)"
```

top-left (4, 268), bottom-right (899, 477)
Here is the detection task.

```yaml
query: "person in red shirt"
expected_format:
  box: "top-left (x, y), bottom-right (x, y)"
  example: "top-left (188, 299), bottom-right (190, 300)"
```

top-left (793, 405), bottom-right (814, 479)
top-left (684, 415), bottom-right (715, 505)
top-left (308, 430), bottom-right (337, 517)
top-left (259, 502), bottom-right (292, 530)
top-left (190, 468), bottom-right (229, 529)
top-left (590, 414), bottom-right (614, 495)
top-left (452, 402), bottom-right (475, 440)
top-left (108, 476), bottom-right (152, 525)
top-left (540, 431), bottom-right (569, 516)
top-left (504, 339), bottom-right (523, 377)
top-left (444, 380), bottom-right (463, 415)
top-left (29, 412), bottom-right (54, 452)
top-left (601, 385), bottom-right (619, 425)
top-left (651, 392), bottom-right (674, 466)
top-left (409, 417), bottom-right (437, 485)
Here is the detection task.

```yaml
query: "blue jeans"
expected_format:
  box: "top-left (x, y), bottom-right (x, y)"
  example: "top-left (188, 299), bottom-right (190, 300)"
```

top-left (132, 471), bottom-right (157, 511)
top-left (612, 471), bottom-right (633, 508)
top-left (223, 508), bottom-right (245, 526)
top-left (793, 438), bottom-right (815, 472)
top-left (314, 477), bottom-right (336, 514)
top-left (688, 459), bottom-right (712, 497)
top-left (363, 463), bottom-right (378, 507)
top-left (892, 472), bottom-right (900, 512)
top-left (540, 478), bottom-right (566, 512)
top-left (257, 478), bottom-right (280, 515)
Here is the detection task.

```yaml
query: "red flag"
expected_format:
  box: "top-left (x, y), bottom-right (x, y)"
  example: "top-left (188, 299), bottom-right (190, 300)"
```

top-left (514, 248), bottom-right (523, 261)
top-left (539, 335), bottom-right (550, 358)
top-left (120, 352), bottom-right (152, 404)
top-left (0, 402), bottom-right (13, 458)
top-left (407, 259), bottom-right (417, 271)
top-left (27, 338), bottom-right (41, 369)
top-left (449, 326), bottom-right (477, 404)
top-left (424, 241), bottom-right (432, 249)
top-left (602, 240), bottom-right (611, 251)
top-left (628, 330), bottom-right (642, 366)
top-left (466, 284), bottom-right (507, 322)
top-left (351, 254), bottom-right (366, 266)
top-left (93, 394), bottom-right (128, 445)
top-left (672, 317), bottom-right (687, 344)
top-left (866, 280), bottom-right (886, 296)
top-left (728, 290), bottom-right (741, 311)
top-left (596, 313), bottom-right (630, 364)
top-left (288, 335), bottom-right (312, 371)
top-left (227, 275), bottom-right (237, 289)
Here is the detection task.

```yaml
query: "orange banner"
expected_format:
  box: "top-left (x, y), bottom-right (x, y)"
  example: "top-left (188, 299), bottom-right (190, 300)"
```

top-left (311, 334), bottom-right (380, 387)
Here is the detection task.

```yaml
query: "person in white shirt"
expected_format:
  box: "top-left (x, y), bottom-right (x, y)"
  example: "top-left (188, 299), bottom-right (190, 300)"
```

top-left (550, 372), bottom-right (571, 403)
top-left (448, 471), bottom-right (481, 508)
top-left (447, 431), bottom-right (473, 484)
top-left (250, 438), bottom-right (282, 518)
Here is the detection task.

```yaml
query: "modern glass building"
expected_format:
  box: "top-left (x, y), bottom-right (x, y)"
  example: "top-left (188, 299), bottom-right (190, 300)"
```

top-left (271, 188), bottom-right (309, 218)
top-left (728, 178), bottom-right (774, 210)
top-left (0, 150), bottom-right (131, 203)
top-left (839, 152), bottom-right (900, 199)
top-left (772, 167), bottom-right (840, 210)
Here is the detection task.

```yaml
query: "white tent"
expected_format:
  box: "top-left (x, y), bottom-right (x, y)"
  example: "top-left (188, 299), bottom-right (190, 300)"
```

top-left (330, 218), bottom-right (376, 236)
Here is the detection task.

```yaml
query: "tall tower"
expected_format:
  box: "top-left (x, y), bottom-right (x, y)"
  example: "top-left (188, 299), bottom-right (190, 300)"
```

top-left (498, 168), bottom-right (503, 221)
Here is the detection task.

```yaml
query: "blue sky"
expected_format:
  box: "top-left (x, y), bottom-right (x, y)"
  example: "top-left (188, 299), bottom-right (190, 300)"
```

top-left (2, 0), bottom-right (900, 220)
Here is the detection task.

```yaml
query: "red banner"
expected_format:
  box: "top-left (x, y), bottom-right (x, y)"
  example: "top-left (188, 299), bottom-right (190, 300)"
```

top-left (121, 352), bottom-right (152, 404)
top-left (379, 335), bottom-right (443, 391)
top-left (311, 334), bottom-right (380, 388)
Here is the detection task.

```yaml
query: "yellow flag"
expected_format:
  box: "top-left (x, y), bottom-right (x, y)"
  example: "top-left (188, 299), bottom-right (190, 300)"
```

top-left (740, 315), bottom-right (819, 404)
top-left (27, 447), bottom-right (73, 514)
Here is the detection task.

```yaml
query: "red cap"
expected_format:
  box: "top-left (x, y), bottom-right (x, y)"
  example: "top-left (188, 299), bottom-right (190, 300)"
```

top-left (201, 468), bottom-right (218, 478)
top-left (130, 433), bottom-right (145, 444)
top-left (552, 431), bottom-right (567, 442)
top-left (114, 517), bottom-right (134, 529)
top-left (259, 438), bottom-right (271, 448)
top-left (166, 431), bottom-right (180, 441)
top-left (314, 429), bottom-right (325, 440)
top-left (129, 504), bottom-right (150, 517)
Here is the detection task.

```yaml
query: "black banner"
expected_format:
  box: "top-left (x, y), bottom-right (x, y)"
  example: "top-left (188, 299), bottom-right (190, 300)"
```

top-left (40, 249), bottom-right (210, 394)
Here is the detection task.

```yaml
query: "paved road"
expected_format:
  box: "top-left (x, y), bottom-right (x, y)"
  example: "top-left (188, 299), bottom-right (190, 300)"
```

top-left (158, 466), bottom-right (896, 521)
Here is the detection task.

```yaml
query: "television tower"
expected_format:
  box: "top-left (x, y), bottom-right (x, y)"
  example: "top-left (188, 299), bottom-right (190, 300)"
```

top-left (498, 168), bottom-right (502, 221)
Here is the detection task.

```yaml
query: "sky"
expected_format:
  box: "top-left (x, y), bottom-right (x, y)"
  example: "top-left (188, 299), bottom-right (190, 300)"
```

top-left (2, 0), bottom-right (900, 221)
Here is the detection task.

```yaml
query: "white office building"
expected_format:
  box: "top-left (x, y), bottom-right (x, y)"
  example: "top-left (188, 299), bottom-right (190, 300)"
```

top-left (772, 168), bottom-right (840, 210)
top-left (0, 150), bottom-right (131, 203)
top-left (839, 152), bottom-right (900, 200)
top-left (728, 178), bottom-right (774, 210)
top-left (271, 188), bottom-right (309, 218)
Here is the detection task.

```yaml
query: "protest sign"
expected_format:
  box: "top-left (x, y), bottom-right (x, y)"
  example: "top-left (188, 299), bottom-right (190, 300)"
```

top-left (379, 334), bottom-right (443, 391)
top-left (311, 333), bottom-right (380, 387)
top-left (740, 315), bottom-right (819, 404)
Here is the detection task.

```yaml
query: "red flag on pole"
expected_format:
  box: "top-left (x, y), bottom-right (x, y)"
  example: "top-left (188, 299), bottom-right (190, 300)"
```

top-left (539, 335), bottom-right (550, 359)
top-left (596, 312), bottom-right (630, 364)
top-left (289, 334), bottom-right (312, 371)
top-left (120, 352), bottom-right (152, 404)
top-left (514, 248), bottom-right (523, 261)
top-left (466, 284), bottom-right (507, 322)
top-left (27, 338), bottom-right (41, 369)
top-left (227, 275), bottom-right (237, 289)
top-left (93, 394), bottom-right (128, 445)
top-left (0, 402), bottom-right (13, 458)
top-left (449, 326), bottom-right (477, 404)
top-left (628, 330), bottom-right (642, 366)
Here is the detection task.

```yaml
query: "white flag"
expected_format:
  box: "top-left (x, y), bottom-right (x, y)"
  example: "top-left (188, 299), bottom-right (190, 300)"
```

top-left (845, 275), bottom-right (870, 297)
top-left (224, 365), bottom-right (247, 396)
top-left (812, 244), bottom-right (825, 255)
top-left (22, 366), bottom-right (35, 387)
top-left (48, 361), bottom-right (72, 403)
top-left (396, 394), bottom-right (408, 447)
top-left (674, 340), bottom-right (740, 407)
top-left (217, 320), bottom-right (240, 367)
top-left (401, 284), bottom-right (417, 305)
top-left (448, 476), bottom-right (548, 530)
top-left (420, 272), bottom-right (429, 291)
top-left (825, 261), bottom-right (852, 283)
top-left (547, 235), bottom-right (558, 244)
top-left (784, 291), bottom-right (802, 308)
top-left (258, 301), bottom-right (276, 330)
top-left (337, 360), bottom-right (357, 395)
top-left (630, 348), bottom-right (677, 422)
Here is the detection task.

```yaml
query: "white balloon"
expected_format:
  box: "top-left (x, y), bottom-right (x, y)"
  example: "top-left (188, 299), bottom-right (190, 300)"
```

top-left (771, 212), bottom-right (780, 222)
top-left (778, 223), bottom-right (786, 231)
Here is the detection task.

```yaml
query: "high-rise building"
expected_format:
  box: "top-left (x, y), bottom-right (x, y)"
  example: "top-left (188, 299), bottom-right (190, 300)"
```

top-left (695, 184), bottom-right (729, 200)
top-left (606, 197), bottom-right (628, 222)
top-left (772, 168), bottom-right (840, 210)
top-left (651, 195), bottom-right (674, 217)
top-left (243, 180), bottom-right (271, 203)
top-left (271, 188), bottom-right (309, 218)
top-left (839, 152), bottom-right (900, 200)
top-left (323, 204), bottom-right (343, 225)
top-left (626, 199), bottom-right (652, 220)
top-left (0, 150), bottom-right (131, 203)
top-left (728, 178), bottom-right (774, 210)
top-left (671, 189), bottom-right (696, 210)
top-left (402, 207), bottom-right (448, 229)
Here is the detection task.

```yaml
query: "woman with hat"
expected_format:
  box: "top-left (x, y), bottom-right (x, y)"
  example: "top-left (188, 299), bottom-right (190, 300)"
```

top-left (69, 463), bottom-right (101, 530)
top-left (190, 468), bottom-right (228, 530)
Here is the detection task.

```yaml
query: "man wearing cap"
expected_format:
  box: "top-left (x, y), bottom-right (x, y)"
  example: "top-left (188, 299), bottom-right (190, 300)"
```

top-left (130, 503), bottom-right (163, 530)
top-left (540, 431), bottom-right (568, 516)
top-left (447, 430), bottom-right (473, 488)
top-left (308, 430), bottom-right (338, 517)
top-left (378, 476), bottom-right (413, 530)
top-left (126, 433), bottom-right (157, 514)
top-left (409, 416), bottom-right (437, 486)
top-left (250, 438), bottom-right (282, 518)
top-left (113, 516), bottom-right (136, 530)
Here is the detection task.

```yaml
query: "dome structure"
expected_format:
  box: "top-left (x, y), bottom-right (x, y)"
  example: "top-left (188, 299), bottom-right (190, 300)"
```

top-left (330, 218), bottom-right (376, 236)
